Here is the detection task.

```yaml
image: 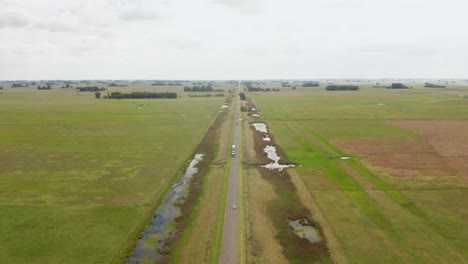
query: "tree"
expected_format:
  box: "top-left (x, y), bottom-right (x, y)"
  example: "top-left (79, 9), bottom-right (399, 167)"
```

top-left (239, 92), bottom-right (246, 100)
top-left (95, 92), bottom-right (101, 98)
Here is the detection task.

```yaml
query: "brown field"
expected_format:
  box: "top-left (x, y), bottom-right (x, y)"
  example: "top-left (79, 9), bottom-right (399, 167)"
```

top-left (335, 120), bottom-right (468, 181)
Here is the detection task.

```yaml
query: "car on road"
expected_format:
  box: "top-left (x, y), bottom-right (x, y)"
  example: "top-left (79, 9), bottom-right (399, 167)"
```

top-left (232, 204), bottom-right (236, 209)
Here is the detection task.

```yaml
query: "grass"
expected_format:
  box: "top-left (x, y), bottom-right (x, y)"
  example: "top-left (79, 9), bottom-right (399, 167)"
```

top-left (0, 85), bottom-right (225, 264)
top-left (208, 98), bottom-right (237, 264)
top-left (249, 83), bottom-right (468, 263)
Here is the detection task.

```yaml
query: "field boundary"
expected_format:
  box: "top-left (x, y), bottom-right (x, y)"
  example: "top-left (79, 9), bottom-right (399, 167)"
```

top-left (209, 99), bottom-right (236, 263)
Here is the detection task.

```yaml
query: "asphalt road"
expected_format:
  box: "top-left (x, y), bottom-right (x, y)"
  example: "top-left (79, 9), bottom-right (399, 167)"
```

top-left (219, 83), bottom-right (241, 264)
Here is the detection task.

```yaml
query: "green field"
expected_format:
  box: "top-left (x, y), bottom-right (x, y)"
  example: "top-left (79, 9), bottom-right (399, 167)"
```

top-left (249, 82), bottom-right (468, 264)
top-left (1, 80), bottom-right (467, 264)
top-left (0, 84), bottom-right (227, 263)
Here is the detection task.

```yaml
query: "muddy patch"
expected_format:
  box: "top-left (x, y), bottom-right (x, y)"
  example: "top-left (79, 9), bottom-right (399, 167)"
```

top-left (127, 154), bottom-right (203, 263)
top-left (289, 219), bottom-right (322, 243)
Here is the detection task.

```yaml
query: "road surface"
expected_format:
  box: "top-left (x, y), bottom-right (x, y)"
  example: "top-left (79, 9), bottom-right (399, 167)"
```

top-left (219, 82), bottom-right (241, 264)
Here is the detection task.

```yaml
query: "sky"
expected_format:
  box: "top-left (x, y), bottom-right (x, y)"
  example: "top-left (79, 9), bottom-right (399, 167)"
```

top-left (0, 0), bottom-right (467, 80)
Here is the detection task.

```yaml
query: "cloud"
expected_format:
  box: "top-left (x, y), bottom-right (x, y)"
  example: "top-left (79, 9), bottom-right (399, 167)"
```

top-left (33, 21), bottom-right (76, 33)
top-left (119, 9), bottom-right (161, 21)
top-left (0, 12), bottom-right (30, 28)
top-left (213, 0), bottom-right (263, 13)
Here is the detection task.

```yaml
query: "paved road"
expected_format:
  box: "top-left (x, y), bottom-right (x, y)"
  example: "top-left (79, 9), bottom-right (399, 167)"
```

top-left (219, 82), bottom-right (241, 264)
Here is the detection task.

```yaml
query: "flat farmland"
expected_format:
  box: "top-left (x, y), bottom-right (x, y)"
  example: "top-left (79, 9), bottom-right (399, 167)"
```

top-left (0, 85), bottom-right (225, 264)
top-left (250, 83), bottom-right (468, 264)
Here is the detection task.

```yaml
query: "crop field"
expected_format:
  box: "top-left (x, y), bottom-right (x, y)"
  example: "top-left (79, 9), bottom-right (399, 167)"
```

top-left (248, 81), bottom-right (468, 264)
top-left (0, 83), bottom-right (227, 264)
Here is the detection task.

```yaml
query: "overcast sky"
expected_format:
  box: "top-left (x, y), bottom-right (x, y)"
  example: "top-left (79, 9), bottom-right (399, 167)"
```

top-left (0, 0), bottom-right (467, 80)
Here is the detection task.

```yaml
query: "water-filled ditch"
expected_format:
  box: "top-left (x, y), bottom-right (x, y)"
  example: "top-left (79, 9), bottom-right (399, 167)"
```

top-left (127, 154), bottom-right (203, 263)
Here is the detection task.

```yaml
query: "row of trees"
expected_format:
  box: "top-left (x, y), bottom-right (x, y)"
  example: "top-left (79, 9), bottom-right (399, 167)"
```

top-left (388, 83), bottom-right (409, 89)
top-left (302, 81), bottom-right (320, 87)
top-left (37, 85), bottom-right (52, 90)
top-left (103, 92), bottom-right (178, 99)
top-left (188, 94), bottom-right (225, 97)
top-left (76, 86), bottom-right (106, 92)
top-left (247, 87), bottom-right (280, 92)
top-left (326, 85), bottom-right (360, 91)
top-left (183, 85), bottom-right (222, 92)
top-left (424, 83), bottom-right (446, 88)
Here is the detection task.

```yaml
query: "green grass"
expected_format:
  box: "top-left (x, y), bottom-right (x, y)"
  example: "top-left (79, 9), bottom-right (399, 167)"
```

top-left (0, 86), bottom-right (225, 263)
top-left (209, 99), bottom-right (236, 264)
top-left (251, 84), bottom-right (468, 264)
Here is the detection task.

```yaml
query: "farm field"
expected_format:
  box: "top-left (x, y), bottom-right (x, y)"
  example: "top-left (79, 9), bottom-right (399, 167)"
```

top-left (248, 82), bottom-right (468, 264)
top-left (0, 83), bottom-right (228, 264)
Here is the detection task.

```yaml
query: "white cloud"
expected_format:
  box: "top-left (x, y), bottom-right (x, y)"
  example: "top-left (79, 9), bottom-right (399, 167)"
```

top-left (119, 9), bottom-right (161, 21)
top-left (0, 0), bottom-right (467, 79)
top-left (0, 12), bottom-right (30, 28)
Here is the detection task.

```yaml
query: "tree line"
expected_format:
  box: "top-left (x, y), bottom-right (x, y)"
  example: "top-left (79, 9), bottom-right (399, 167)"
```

top-left (184, 85), bottom-right (223, 92)
top-left (387, 83), bottom-right (409, 89)
top-left (326, 85), bottom-right (359, 91)
top-left (37, 85), bottom-right (52, 90)
top-left (302, 81), bottom-right (320, 87)
top-left (424, 83), bottom-right (446, 88)
top-left (247, 87), bottom-right (280, 92)
top-left (104, 92), bottom-right (178, 99)
top-left (76, 86), bottom-right (106, 92)
top-left (188, 94), bottom-right (225, 97)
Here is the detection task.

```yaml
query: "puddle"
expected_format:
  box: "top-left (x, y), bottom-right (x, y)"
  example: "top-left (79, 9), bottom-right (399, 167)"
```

top-left (252, 123), bottom-right (268, 133)
top-left (261, 145), bottom-right (294, 171)
top-left (340, 156), bottom-right (350, 160)
top-left (127, 154), bottom-right (203, 263)
top-left (289, 219), bottom-right (322, 243)
top-left (263, 135), bottom-right (271, 141)
top-left (251, 114), bottom-right (261, 117)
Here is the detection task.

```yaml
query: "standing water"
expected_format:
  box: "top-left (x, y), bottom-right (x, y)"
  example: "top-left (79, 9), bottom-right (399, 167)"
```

top-left (261, 145), bottom-right (294, 171)
top-left (127, 154), bottom-right (203, 263)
